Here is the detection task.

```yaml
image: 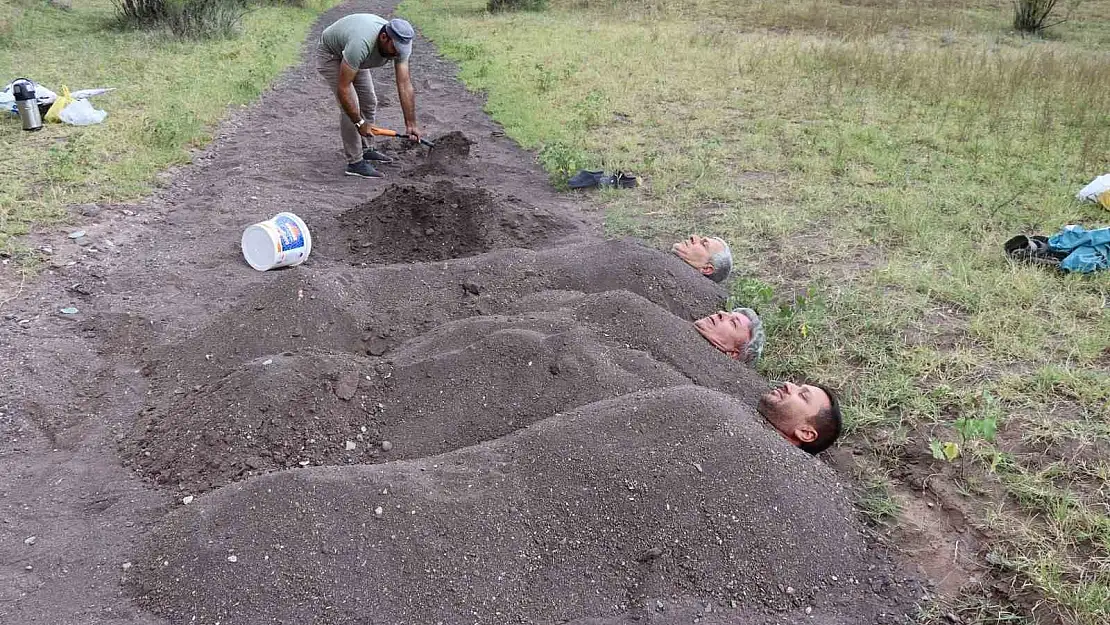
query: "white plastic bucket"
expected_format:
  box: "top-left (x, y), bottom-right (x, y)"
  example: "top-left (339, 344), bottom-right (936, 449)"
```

top-left (241, 212), bottom-right (313, 271)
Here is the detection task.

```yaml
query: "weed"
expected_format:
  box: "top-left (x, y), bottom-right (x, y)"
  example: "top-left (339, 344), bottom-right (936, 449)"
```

top-left (488, 0), bottom-right (547, 12)
top-left (1013, 0), bottom-right (1063, 34)
top-left (114, 0), bottom-right (249, 38)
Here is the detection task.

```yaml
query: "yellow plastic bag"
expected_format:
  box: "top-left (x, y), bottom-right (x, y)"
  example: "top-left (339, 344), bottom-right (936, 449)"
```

top-left (44, 85), bottom-right (74, 124)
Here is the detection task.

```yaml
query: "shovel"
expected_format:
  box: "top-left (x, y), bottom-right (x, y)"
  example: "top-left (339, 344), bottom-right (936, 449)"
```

top-left (370, 125), bottom-right (436, 148)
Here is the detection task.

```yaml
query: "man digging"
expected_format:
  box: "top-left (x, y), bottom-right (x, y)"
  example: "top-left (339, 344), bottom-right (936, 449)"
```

top-left (317, 14), bottom-right (423, 178)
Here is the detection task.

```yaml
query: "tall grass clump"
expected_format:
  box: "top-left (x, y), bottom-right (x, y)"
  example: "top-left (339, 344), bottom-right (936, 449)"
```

top-left (1013, 0), bottom-right (1062, 33)
top-left (488, 0), bottom-right (547, 12)
top-left (114, 0), bottom-right (248, 38)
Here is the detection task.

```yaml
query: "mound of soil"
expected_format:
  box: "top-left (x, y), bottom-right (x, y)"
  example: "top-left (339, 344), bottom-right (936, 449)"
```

top-left (338, 180), bottom-right (572, 262)
top-left (140, 271), bottom-right (366, 389)
top-left (123, 308), bottom-right (706, 493)
top-left (128, 386), bottom-right (921, 625)
top-left (428, 130), bottom-right (472, 162)
top-left (537, 238), bottom-right (728, 319)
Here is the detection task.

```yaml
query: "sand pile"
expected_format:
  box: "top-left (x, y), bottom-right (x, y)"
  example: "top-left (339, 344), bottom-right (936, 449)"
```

top-left (337, 180), bottom-right (574, 263)
top-left (128, 386), bottom-right (920, 625)
top-left (123, 294), bottom-right (754, 493)
top-left (145, 241), bottom-right (725, 381)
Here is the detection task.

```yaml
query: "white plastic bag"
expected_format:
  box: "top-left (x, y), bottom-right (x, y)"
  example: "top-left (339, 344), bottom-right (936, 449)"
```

top-left (1077, 174), bottom-right (1110, 204)
top-left (59, 98), bottom-right (107, 125)
top-left (1, 80), bottom-right (57, 115)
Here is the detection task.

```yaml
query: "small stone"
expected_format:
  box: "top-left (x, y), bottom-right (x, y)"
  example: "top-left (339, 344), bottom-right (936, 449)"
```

top-left (76, 204), bottom-right (101, 217)
top-left (335, 371), bottom-right (360, 401)
top-left (182, 495), bottom-right (194, 505)
top-left (24, 536), bottom-right (36, 546)
top-left (345, 440), bottom-right (357, 451)
top-left (380, 441), bottom-right (393, 452)
top-left (692, 462), bottom-right (703, 473)
top-left (298, 460), bottom-right (310, 466)
top-left (75, 237), bottom-right (93, 247)
top-left (227, 555), bottom-right (238, 563)
top-left (67, 230), bottom-right (86, 239)
top-left (786, 586), bottom-right (795, 594)
top-left (122, 562), bottom-right (132, 570)
top-left (59, 307), bottom-right (78, 315)
top-left (805, 607), bottom-right (813, 615)
top-left (262, 359), bottom-right (273, 366)
top-left (374, 506), bottom-right (383, 517)
top-left (655, 599), bottom-right (664, 611)
top-left (39, 245), bottom-right (53, 255)
top-left (365, 336), bottom-right (389, 357)
top-left (636, 546), bottom-right (664, 562)
top-left (25, 565), bottom-right (32, 571)
top-left (424, 228), bottom-right (435, 236)
top-left (461, 281), bottom-right (481, 295)
top-left (945, 613), bottom-right (962, 624)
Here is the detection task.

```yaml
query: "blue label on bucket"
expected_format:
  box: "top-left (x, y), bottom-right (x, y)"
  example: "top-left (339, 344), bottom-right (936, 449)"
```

top-left (274, 215), bottom-right (305, 252)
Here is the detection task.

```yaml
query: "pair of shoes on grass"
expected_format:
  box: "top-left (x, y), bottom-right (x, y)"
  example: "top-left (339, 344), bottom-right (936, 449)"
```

top-left (345, 148), bottom-right (393, 178)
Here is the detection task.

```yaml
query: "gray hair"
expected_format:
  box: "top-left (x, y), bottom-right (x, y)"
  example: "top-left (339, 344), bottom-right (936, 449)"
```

top-left (708, 237), bottom-right (733, 283)
top-left (733, 306), bottom-right (765, 364)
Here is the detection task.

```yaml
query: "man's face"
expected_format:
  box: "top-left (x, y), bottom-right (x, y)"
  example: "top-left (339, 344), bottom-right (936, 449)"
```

top-left (757, 382), bottom-right (831, 446)
top-left (694, 310), bottom-right (752, 360)
top-left (672, 235), bottom-right (725, 276)
top-left (379, 32), bottom-right (398, 57)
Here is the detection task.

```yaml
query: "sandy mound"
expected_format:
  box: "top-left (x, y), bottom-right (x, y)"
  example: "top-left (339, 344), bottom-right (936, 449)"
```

top-left (141, 271), bottom-right (365, 387)
top-left (337, 180), bottom-right (574, 262)
top-left (128, 386), bottom-right (920, 625)
top-left (143, 242), bottom-right (724, 382)
top-left (123, 304), bottom-right (714, 493)
top-left (428, 129), bottom-right (472, 162)
top-left (534, 238), bottom-right (726, 319)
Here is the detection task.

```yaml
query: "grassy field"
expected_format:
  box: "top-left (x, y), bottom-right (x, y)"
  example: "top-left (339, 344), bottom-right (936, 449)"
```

top-left (399, 0), bottom-right (1110, 622)
top-left (0, 0), bottom-right (335, 254)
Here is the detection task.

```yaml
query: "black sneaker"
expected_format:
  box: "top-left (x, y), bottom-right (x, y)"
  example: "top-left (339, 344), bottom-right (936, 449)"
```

top-left (345, 160), bottom-right (382, 178)
top-left (363, 148), bottom-right (394, 164)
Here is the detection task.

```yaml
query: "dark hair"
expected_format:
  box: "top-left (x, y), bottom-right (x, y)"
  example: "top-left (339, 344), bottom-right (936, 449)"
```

top-left (798, 384), bottom-right (841, 455)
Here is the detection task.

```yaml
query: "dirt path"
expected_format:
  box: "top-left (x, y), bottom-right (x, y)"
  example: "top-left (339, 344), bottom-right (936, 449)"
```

top-left (0, 2), bottom-right (922, 623)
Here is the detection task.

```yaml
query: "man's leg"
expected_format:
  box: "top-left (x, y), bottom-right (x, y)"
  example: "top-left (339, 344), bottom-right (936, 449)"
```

top-left (315, 46), bottom-right (380, 177)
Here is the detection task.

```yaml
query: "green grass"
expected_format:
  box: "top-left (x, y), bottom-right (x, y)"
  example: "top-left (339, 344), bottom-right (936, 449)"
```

top-left (399, 0), bottom-right (1110, 621)
top-left (0, 0), bottom-right (336, 252)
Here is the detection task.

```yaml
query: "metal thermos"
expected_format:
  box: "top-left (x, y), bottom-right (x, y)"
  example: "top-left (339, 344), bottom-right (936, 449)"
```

top-left (13, 79), bottom-right (43, 132)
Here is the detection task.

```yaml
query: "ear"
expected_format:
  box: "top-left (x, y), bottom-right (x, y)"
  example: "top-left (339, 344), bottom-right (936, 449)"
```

top-left (699, 264), bottom-right (714, 276)
top-left (794, 424), bottom-right (818, 444)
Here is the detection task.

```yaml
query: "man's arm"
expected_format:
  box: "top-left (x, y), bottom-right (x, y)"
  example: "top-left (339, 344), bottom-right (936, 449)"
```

top-left (394, 62), bottom-right (420, 141)
top-left (337, 60), bottom-right (375, 137)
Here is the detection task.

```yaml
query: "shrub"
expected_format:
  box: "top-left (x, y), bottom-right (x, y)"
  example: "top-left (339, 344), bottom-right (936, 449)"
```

top-left (488, 0), bottom-right (548, 12)
top-left (1012, 0), bottom-right (1061, 34)
top-left (113, 0), bottom-right (248, 38)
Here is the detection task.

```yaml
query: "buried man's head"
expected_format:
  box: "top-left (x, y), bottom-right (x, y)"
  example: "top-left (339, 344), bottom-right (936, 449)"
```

top-left (672, 235), bottom-right (733, 283)
top-left (757, 382), bottom-right (842, 454)
top-left (694, 307), bottom-right (765, 364)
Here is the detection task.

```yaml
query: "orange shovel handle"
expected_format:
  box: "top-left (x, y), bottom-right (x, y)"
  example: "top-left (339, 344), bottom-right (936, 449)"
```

top-left (369, 125), bottom-right (436, 148)
top-left (369, 125), bottom-right (400, 138)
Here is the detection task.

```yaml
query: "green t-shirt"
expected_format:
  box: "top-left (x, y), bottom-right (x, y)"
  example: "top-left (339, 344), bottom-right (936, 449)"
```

top-left (321, 14), bottom-right (410, 70)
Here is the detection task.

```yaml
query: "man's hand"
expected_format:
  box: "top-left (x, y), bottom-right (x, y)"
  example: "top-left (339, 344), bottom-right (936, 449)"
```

top-left (358, 122), bottom-right (376, 137)
top-left (406, 124), bottom-right (422, 142)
